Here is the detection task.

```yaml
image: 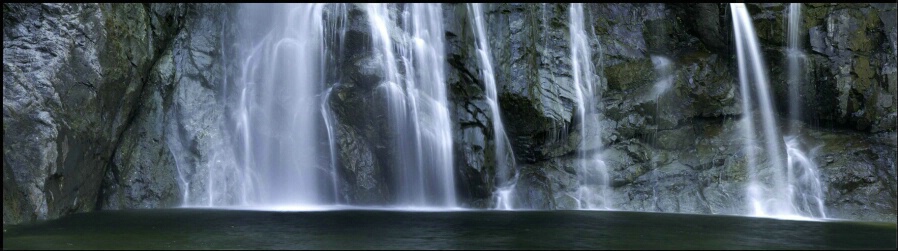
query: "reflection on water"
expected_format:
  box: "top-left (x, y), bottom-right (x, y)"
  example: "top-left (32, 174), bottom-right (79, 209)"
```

top-left (3, 209), bottom-right (896, 249)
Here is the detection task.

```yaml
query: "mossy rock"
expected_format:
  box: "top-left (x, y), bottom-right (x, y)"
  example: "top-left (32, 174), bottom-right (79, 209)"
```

top-left (604, 59), bottom-right (654, 92)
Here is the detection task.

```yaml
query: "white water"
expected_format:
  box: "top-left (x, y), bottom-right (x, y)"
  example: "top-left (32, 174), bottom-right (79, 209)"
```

top-left (369, 4), bottom-right (457, 207)
top-left (320, 4), bottom-right (351, 206)
top-left (468, 3), bottom-right (519, 210)
top-left (321, 87), bottom-right (342, 204)
top-left (732, 3), bottom-right (825, 219)
top-left (649, 55), bottom-right (675, 210)
top-left (167, 3), bottom-right (829, 217)
top-left (650, 56), bottom-right (675, 99)
top-left (494, 185), bottom-right (517, 210)
top-left (786, 3), bottom-right (806, 132)
top-left (732, 2), bottom-right (791, 217)
top-left (174, 4), bottom-right (347, 208)
top-left (785, 3), bottom-right (827, 218)
top-left (785, 136), bottom-right (827, 218)
top-left (570, 3), bottom-right (610, 210)
top-left (236, 4), bottom-right (328, 206)
top-left (407, 3), bottom-right (457, 207)
top-left (178, 3), bottom-right (458, 210)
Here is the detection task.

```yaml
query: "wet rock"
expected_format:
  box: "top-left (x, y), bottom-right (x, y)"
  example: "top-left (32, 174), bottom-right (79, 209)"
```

top-left (668, 3), bottom-right (731, 54)
top-left (101, 4), bottom-right (194, 210)
top-left (334, 122), bottom-right (387, 205)
top-left (813, 130), bottom-right (897, 222)
top-left (513, 167), bottom-right (555, 209)
top-left (3, 3), bottom-right (178, 224)
top-left (789, 4), bottom-right (897, 132)
top-left (488, 4), bottom-right (583, 163)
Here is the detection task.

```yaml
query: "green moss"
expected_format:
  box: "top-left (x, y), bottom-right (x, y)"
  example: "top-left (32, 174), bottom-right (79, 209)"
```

top-left (864, 8), bottom-right (880, 30)
top-left (849, 30), bottom-right (872, 52)
top-left (605, 59), bottom-right (654, 92)
top-left (753, 14), bottom-right (786, 46)
top-left (840, 9), bottom-right (874, 52)
top-left (675, 50), bottom-right (713, 66)
top-left (803, 5), bottom-right (829, 29)
top-left (593, 16), bottom-right (609, 36)
top-left (853, 56), bottom-right (874, 80)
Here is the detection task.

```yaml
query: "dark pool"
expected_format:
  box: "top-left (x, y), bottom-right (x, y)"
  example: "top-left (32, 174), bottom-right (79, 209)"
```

top-left (3, 209), bottom-right (896, 249)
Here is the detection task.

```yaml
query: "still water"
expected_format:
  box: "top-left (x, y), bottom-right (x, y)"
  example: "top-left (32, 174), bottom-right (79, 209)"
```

top-left (3, 209), bottom-right (895, 249)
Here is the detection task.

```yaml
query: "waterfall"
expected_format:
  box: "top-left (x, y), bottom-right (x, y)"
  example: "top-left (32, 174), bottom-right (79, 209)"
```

top-left (570, 3), bottom-right (611, 210)
top-left (732, 3), bottom-right (824, 218)
top-left (785, 3), bottom-right (827, 218)
top-left (175, 3), bottom-right (348, 208)
top-left (732, 2), bottom-right (790, 217)
top-left (468, 3), bottom-right (519, 210)
top-left (234, 4), bottom-right (330, 207)
top-left (169, 3), bottom-right (816, 216)
top-left (784, 136), bottom-right (827, 218)
top-left (786, 3), bottom-right (806, 133)
top-left (188, 3), bottom-right (458, 209)
top-left (405, 3), bottom-right (456, 207)
top-left (650, 56), bottom-right (674, 99)
top-left (650, 55), bottom-right (675, 210)
top-left (321, 87), bottom-right (342, 204)
top-left (368, 4), bottom-right (457, 207)
top-left (320, 4), bottom-right (351, 206)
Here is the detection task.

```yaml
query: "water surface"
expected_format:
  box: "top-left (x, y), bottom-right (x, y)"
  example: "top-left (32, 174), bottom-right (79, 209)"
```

top-left (3, 209), bottom-right (895, 249)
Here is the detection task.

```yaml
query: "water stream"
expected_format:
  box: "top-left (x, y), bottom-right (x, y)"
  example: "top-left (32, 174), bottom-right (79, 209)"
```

top-left (468, 3), bottom-right (519, 210)
top-left (369, 4), bottom-right (457, 207)
top-left (731, 3), bottom-right (826, 219)
top-left (570, 3), bottom-right (611, 210)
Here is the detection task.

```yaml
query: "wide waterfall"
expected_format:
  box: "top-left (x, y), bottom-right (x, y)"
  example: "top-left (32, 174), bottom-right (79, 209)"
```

top-left (170, 4), bottom-right (336, 207)
top-left (570, 3), bottom-right (611, 210)
top-left (227, 4), bottom-right (334, 207)
top-left (368, 3), bottom-right (457, 207)
top-left (179, 3), bottom-right (459, 209)
top-left (731, 3), bottom-right (825, 219)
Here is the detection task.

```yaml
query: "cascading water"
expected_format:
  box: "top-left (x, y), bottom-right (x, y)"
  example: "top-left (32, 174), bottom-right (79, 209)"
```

top-left (468, 3), bottom-right (519, 210)
top-left (785, 3), bottom-right (827, 218)
top-left (732, 2), bottom-right (791, 217)
top-left (570, 3), bottom-right (611, 210)
top-left (368, 3), bottom-right (457, 207)
top-left (784, 136), bottom-right (827, 218)
top-left (320, 4), bottom-right (350, 206)
top-left (232, 3), bottom-right (332, 207)
top-left (649, 55), bottom-right (675, 210)
top-left (786, 3), bottom-right (806, 133)
top-left (321, 87), bottom-right (342, 204)
top-left (405, 3), bottom-right (457, 208)
top-left (731, 3), bottom-right (825, 218)
top-left (181, 3), bottom-right (458, 210)
top-left (173, 3), bottom-right (825, 216)
top-left (650, 56), bottom-right (675, 99)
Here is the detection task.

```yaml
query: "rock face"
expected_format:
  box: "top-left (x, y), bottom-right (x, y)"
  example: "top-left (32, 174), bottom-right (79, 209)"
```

top-left (3, 3), bottom-right (176, 224)
top-left (101, 3), bottom-right (236, 208)
top-left (750, 3), bottom-right (898, 133)
top-left (3, 3), bottom-right (896, 225)
top-left (3, 3), bottom-right (232, 224)
top-left (444, 3), bottom-right (895, 222)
